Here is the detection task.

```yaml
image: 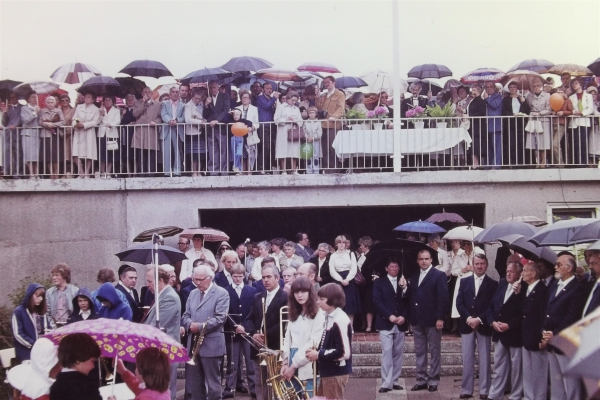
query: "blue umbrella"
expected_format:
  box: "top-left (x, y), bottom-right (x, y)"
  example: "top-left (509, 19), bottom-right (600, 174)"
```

top-left (181, 68), bottom-right (232, 85)
top-left (393, 220), bottom-right (446, 234)
top-left (328, 76), bottom-right (367, 90)
top-left (220, 56), bottom-right (273, 73)
top-left (120, 60), bottom-right (173, 79)
top-left (528, 218), bottom-right (598, 247)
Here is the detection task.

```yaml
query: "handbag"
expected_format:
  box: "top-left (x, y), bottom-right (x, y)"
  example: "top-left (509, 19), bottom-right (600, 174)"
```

top-left (287, 125), bottom-right (303, 142)
top-left (352, 252), bottom-right (366, 286)
top-left (106, 138), bottom-right (119, 151)
top-left (246, 131), bottom-right (260, 146)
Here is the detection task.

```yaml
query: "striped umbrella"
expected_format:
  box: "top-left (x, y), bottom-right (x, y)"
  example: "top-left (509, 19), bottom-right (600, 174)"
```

top-left (133, 226), bottom-right (184, 242)
top-left (50, 62), bottom-right (101, 85)
top-left (179, 227), bottom-right (230, 242)
top-left (13, 81), bottom-right (61, 96)
top-left (461, 68), bottom-right (506, 84)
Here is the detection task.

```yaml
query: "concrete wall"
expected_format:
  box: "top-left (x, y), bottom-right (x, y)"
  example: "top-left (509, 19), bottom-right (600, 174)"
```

top-left (1, 168), bottom-right (599, 305)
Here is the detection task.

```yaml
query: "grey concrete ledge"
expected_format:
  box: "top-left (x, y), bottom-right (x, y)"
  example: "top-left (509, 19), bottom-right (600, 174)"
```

top-left (0, 168), bottom-right (599, 193)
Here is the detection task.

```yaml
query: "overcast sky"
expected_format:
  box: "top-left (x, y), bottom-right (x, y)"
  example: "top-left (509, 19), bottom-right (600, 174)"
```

top-left (1, 0), bottom-right (599, 85)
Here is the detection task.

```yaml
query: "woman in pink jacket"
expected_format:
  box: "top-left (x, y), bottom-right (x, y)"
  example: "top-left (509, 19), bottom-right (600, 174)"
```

top-left (115, 348), bottom-right (170, 400)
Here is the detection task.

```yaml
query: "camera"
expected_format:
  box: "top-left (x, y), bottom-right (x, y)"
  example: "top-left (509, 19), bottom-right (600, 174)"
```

top-left (317, 110), bottom-right (328, 119)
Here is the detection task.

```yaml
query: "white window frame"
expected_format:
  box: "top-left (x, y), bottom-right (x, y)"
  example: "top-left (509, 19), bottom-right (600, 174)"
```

top-left (546, 203), bottom-right (600, 224)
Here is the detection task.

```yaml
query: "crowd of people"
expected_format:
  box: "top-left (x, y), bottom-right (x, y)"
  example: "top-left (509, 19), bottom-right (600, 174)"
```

top-left (2, 72), bottom-right (599, 180)
top-left (8, 230), bottom-right (600, 400)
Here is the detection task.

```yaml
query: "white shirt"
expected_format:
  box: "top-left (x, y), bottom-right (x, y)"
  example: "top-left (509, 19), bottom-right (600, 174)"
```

top-left (224, 270), bottom-right (233, 285)
top-left (418, 265), bottom-right (433, 286)
top-left (119, 281), bottom-right (134, 297)
top-left (388, 274), bottom-right (398, 293)
top-left (79, 309), bottom-right (91, 320)
top-left (503, 283), bottom-right (514, 304)
top-left (526, 280), bottom-right (540, 296)
top-left (474, 275), bottom-right (484, 296)
top-left (266, 286), bottom-right (280, 309)
top-left (555, 275), bottom-right (575, 296)
top-left (233, 282), bottom-right (244, 297)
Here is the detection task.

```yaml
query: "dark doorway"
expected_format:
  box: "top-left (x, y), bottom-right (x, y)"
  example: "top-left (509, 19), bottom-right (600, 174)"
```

top-left (200, 204), bottom-right (485, 251)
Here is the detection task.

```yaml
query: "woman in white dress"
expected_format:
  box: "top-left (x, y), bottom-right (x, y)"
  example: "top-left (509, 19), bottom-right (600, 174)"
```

top-left (281, 277), bottom-right (325, 397)
top-left (525, 79), bottom-right (552, 167)
top-left (97, 96), bottom-right (121, 178)
top-left (274, 90), bottom-right (303, 174)
top-left (72, 93), bottom-right (100, 178)
top-left (236, 90), bottom-right (260, 173)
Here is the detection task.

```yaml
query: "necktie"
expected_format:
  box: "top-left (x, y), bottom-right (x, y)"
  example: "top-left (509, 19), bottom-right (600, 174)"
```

top-left (227, 274), bottom-right (233, 285)
top-left (583, 282), bottom-right (600, 316)
top-left (235, 285), bottom-right (242, 298)
top-left (475, 277), bottom-right (482, 296)
top-left (418, 270), bottom-right (426, 286)
top-left (199, 291), bottom-right (205, 303)
top-left (266, 292), bottom-right (273, 309)
top-left (503, 285), bottom-right (513, 304)
top-left (390, 277), bottom-right (397, 293)
top-left (555, 281), bottom-right (564, 297)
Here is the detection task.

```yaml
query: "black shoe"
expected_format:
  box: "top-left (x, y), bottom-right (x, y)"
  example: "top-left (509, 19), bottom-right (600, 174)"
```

top-left (393, 385), bottom-right (403, 390)
top-left (428, 386), bottom-right (438, 392)
top-left (222, 391), bottom-right (234, 399)
top-left (236, 387), bottom-right (249, 394)
top-left (459, 395), bottom-right (473, 399)
top-left (480, 396), bottom-right (488, 399)
top-left (411, 384), bottom-right (428, 391)
top-left (379, 388), bottom-right (392, 393)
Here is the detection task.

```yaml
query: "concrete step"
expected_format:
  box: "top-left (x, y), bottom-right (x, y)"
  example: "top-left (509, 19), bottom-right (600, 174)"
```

top-left (352, 364), bottom-right (464, 378)
top-left (353, 352), bottom-right (464, 367)
top-left (352, 339), bottom-right (463, 355)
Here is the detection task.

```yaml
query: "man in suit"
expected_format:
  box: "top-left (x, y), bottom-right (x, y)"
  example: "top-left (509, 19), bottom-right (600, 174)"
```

top-left (400, 82), bottom-right (429, 124)
top-left (160, 86), bottom-right (186, 176)
top-left (132, 86), bottom-right (162, 175)
top-left (255, 82), bottom-right (280, 173)
top-left (205, 80), bottom-right (231, 175)
top-left (541, 253), bottom-right (585, 400)
top-left (521, 261), bottom-right (549, 400)
top-left (407, 249), bottom-right (449, 393)
top-left (115, 265), bottom-right (141, 323)
top-left (486, 262), bottom-right (526, 400)
top-left (224, 264), bottom-right (257, 399)
top-left (145, 267), bottom-right (181, 400)
top-left (2, 92), bottom-right (22, 177)
top-left (294, 232), bottom-right (315, 262)
top-left (456, 254), bottom-right (498, 399)
top-left (297, 262), bottom-right (320, 292)
top-left (373, 259), bottom-right (409, 393)
top-left (315, 76), bottom-right (346, 173)
top-left (242, 264), bottom-right (288, 400)
top-left (182, 265), bottom-right (229, 400)
top-left (215, 250), bottom-right (238, 288)
top-left (582, 250), bottom-right (600, 317)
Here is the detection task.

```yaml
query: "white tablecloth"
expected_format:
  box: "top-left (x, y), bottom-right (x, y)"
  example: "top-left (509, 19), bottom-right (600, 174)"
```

top-left (331, 127), bottom-right (472, 158)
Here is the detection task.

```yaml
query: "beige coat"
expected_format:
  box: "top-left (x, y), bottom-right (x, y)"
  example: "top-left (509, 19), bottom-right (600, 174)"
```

top-left (39, 108), bottom-right (65, 138)
top-left (132, 99), bottom-right (162, 150)
top-left (315, 89), bottom-right (345, 129)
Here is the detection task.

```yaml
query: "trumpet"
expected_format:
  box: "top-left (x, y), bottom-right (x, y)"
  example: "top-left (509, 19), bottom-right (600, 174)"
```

top-left (187, 320), bottom-right (208, 366)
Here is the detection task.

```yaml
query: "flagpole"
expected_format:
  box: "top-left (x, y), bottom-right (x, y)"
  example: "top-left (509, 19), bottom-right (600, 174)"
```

top-left (392, 0), bottom-right (402, 172)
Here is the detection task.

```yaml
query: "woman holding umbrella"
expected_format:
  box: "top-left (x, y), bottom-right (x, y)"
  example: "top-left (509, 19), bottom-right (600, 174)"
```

top-left (466, 85), bottom-right (487, 168)
top-left (72, 93), bottom-right (100, 178)
top-left (20, 91), bottom-right (42, 178)
top-left (501, 81), bottom-right (530, 166)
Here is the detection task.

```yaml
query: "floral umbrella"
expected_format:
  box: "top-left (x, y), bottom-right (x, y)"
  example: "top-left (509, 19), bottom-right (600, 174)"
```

top-left (256, 68), bottom-right (305, 82)
top-left (547, 64), bottom-right (593, 77)
top-left (43, 318), bottom-right (189, 363)
top-left (460, 68), bottom-right (506, 84)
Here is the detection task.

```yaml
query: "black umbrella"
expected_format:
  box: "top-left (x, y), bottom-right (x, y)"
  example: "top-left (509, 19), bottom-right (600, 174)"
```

top-left (219, 56), bottom-right (273, 73)
top-left (362, 239), bottom-right (438, 279)
top-left (115, 77), bottom-right (146, 99)
top-left (329, 76), bottom-right (367, 90)
top-left (497, 234), bottom-right (557, 266)
top-left (587, 58), bottom-right (600, 77)
top-left (507, 59), bottom-right (554, 74)
top-left (115, 243), bottom-right (187, 265)
top-left (0, 79), bottom-right (23, 99)
top-left (474, 221), bottom-right (539, 244)
top-left (133, 226), bottom-right (184, 243)
top-left (78, 76), bottom-right (121, 97)
top-left (406, 78), bottom-right (442, 96)
top-left (407, 64), bottom-right (452, 80)
top-left (230, 75), bottom-right (277, 91)
top-left (180, 68), bottom-right (232, 85)
top-left (119, 60), bottom-right (173, 79)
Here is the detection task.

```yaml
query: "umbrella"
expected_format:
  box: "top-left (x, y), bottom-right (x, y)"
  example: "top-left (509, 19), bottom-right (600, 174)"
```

top-left (474, 221), bottom-right (539, 244)
top-left (179, 227), bottom-right (230, 242)
top-left (587, 57), bottom-right (600, 77)
top-left (13, 81), bottom-right (61, 96)
top-left (360, 70), bottom-right (407, 96)
top-left (406, 78), bottom-right (442, 96)
top-left (443, 225), bottom-right (484, 242)
top-left (502, 215), bottom-right (548, 227)
top-left (297, 62), bottom-right (340, 74)
top-left (332, 76), bottom-right (368, 90)
top-left (115, 243), bottom-right (187, 265)
top-left (256, 68), bottom-right (305, 82)
top-left (220, 56), bottom-right (273, 73)
top-left (425, 209), bottom-right (467, 224)
top-left (181, 68), bottom-right (232, 85)
top-left (115, 76), bottom-right (146, 99)
top-left (78, 76), bottom-right (121, 97)
top-left (548, 306), bottom-right (600, 362)
top-left (133, 226), bottom-right (184, 243)
top-left (569, 220), bottom-right (600, 244)
top-left (587, 239), bottom-right (600, 252)
top-left (501, 70), bottom-right (544, 92)
top-left (507, 59), bottom-right (554, 74)
top-left (0, 79), bottom-right (23, 99)
top-left (279, 72), bottom-right (321, 92)
top-left (119, 60), bottom-right (173, 79)
top-left (407, 64), bottom-right (452, 80)
top-left (548, 64), bottom-right (593, 77)
top-left (496, 234), bottom-right (557, 265)
top-left (441, 79), bottom-right (464, 93)
top-left (43, 318), bottom-right (188, 363)
top-left (565, 317), bottom-right (600, 379)
top-left (50, 62), bottom-right (101, 85)
top-left (362, 239), bottom-right (438, 278)
top-left (528, 218), bottom-right (599, 246)
top-left (461, 68), bottom-right (506, 84)
top-left (393, 220), bottom-right (446, 234)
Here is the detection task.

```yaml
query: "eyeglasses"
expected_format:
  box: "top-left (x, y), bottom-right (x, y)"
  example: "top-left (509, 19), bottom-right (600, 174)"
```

top-left (193, 276), bottom-right (210, 282)
top-left (178, 242), bottom-right (188, 245)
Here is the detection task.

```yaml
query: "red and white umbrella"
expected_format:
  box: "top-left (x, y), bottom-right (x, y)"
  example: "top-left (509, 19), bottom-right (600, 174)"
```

top-left (51, 62), bottom-right (101, 85)
top-left (256, 68), bottom-right (305, 82)
top-left (179, 227), bottom-right (230, 242)
top-left (297, 62), bottom-right (341, 74)
top-left (13, 81), bottom-right (61, 96)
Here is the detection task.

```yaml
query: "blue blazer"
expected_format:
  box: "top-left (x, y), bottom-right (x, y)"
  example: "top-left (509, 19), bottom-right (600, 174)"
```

top-left (544, 278), bottom-right (585, 335)
top-left (114, 284), bottom-right (141, 323)
top-left (373, 275), bottom-right (409, 331)
top-left (485, 278), bottom-right (526, 347)
top-left (521, 281), bottom-right (549, 352)
top-left (252, 278), bottom-right (284, 294)
top-left (583, 279), bottom-right (600, 317)
top-left (225, 284), bottom-right (256, 339)
top-left (407, 267), bottom-right (449, 328)
top-left (214, 271), bottom-right (230, 288)
top-left (160, 100), bottom-right (186, 140)
top-left (456, 275), bottom-right (498, 336)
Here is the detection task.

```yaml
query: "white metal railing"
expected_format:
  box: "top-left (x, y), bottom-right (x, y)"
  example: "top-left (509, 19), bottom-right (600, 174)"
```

top-left (1, 115), bottom-right (599, 179)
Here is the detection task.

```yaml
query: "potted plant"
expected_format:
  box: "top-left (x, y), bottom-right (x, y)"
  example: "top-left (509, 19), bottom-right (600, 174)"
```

top-left (406, 106), bottom-right (426, 129)
top-left (345, 109), bottom-right (366, 130)
top-left (367, 106), bottom-right (389, 130)
top-left (426, 102), bottom-right (455, 128)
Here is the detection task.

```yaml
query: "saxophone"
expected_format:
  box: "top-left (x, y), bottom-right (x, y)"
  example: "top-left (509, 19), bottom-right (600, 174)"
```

top-left (187, 321), bottom-right (208, 365)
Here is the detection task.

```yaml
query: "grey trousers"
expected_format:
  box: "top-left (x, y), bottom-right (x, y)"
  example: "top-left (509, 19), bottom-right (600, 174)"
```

top-left (184, 355), bottom-right (223, 400)
top-left (522, 348), bottom-right (548, 400)
top-left (412, 324), bottom-right (442, 387)
top-left (3, 128), bottom-right (21, 176)
top-left (379, 325), bottom-right (405, 389)
top-left (488, 341), bottom-right (522, 400)
top-left (548, 350), bottom-right (582, 400)
top-left (169, 362), bottom-right (178, 400)
top-left (461, 330), bottom-right (492, 396)
top-left (206, 126), bottom-right (228, 175)
top-left (253, 359), bottom-right (267, 400)
top-left (226, 339), bottom-right (256, 396)
top-left (161, 127), bottom-right (183, 176)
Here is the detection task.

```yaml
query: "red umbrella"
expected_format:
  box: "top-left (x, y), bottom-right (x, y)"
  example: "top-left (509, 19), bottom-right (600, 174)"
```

top-left (297, 62), bottom-right (341, 74)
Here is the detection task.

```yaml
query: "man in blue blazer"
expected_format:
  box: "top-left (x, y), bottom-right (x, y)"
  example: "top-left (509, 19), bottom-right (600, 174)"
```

top-left (115, 265), bottom-right (141, 323)
top-left (486, 261), bottom-right (526, 400)
top-left (205, 80), bottom-right (232, 175)
top-left (407, 249), bottom-right (448, 393)
top-left (456, 254), bottom-right (498, 399)
top-left (214, 250), bottom-right (240, 289)
top-left (541, 254), bottom-right (585, 400)
top-left (582, 250), bottom-right (600, 317)
top-left (373, 259), bottom-right (409, 393)
top-left (160, 86), bottom-right (186, 176)
top-left (223, 264), bottom-right (257, 399)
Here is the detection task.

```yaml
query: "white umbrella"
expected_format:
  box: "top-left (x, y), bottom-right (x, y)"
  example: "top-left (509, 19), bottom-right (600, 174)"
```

top-left (360, 70), bottom-right (407, 96)
top-left (443, 225), bottom-right (484, 242)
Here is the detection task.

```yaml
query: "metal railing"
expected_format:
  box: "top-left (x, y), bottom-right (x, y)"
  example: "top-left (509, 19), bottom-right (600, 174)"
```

top-left (1, 115), bottom-right (599, 179)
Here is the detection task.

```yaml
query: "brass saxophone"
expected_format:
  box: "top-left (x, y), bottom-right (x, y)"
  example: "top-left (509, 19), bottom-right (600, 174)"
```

top-left (187, 320), bottom-right (208, 365)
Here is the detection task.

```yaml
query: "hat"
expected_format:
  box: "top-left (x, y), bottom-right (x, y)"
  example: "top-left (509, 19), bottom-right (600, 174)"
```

top-left (586, 86), bottom-right (598, 94)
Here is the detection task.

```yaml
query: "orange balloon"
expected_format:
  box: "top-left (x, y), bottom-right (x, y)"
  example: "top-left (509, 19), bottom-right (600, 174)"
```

top-left (550, 93), bottom-right (565, 112)
top-left (231, 122), bottom-right (248, 137)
